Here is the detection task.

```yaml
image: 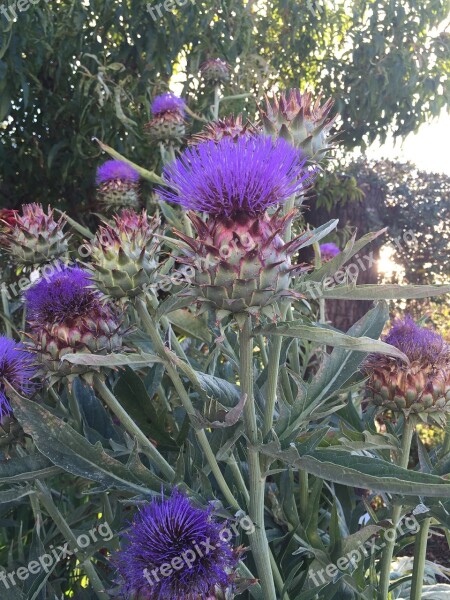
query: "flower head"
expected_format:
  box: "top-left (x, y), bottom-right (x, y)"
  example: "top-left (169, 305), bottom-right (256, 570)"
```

top-left (200, 59), bottom-right (231, 85)
top-left (115, 490), bottom-right (236, 599)
top-left (88, 209), bottom-right (160, 299)
top-left (189, 114), bottom-right (260, 146)
top-left (384, 316), bottom-right (446, 364)
top-left (25, 265), bottom-right (123, 380)
top-left (151, 93), bottom-right (186, 117)
top-left (259, 88), bottom-right (336, 157)
top-left (159, 136), bottom-right (313, 217)
top-left (0, 204), bottom-right (69, 267)
top-left (25, 266), bottom-right (98, 328)
top-left (0, 337), bottom-right (38, 418)
top-left (319, 242), bottom-right (340, 262)
top-left (365, 316), bottom-right (450, 421)
top-left (96, 160), bottom-right (140, 185)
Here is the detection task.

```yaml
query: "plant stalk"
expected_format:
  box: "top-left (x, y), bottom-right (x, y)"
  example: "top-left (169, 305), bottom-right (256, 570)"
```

top-left (410, 516), bottom-right (431, 600)
top-left (240, 315), bottom-right (277, 600)
top-left (93, 375), bottom-right (175, 482)
top-left (378, 418), bottom-right (415, 600)
top-left (35, 481), bottom-right (109, 600)
top-left (135, 297), bottom-right (240, 510)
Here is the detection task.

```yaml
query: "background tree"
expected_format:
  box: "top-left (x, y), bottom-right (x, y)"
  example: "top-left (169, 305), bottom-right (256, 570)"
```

top-left (0, 0), bottom-right (449, 216)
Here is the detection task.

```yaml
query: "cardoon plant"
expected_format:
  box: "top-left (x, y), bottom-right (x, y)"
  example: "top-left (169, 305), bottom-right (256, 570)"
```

top-left (189, 114), bottom-right (259, 146)
top-left (259, 88), bottom-right (336, 158)
top-left (158, 135), bottom-right (313, 322)
top-left (144, 92), bottom-right (187, 143)
top-left (115, 490), bottom-right (236, 599)
top-left (365, 316), bottom-right (450, 600)
top-left (365, 315), bottom-right (450, 423)
top-left (0, 203), bottom-right (69, 268)
top-left (25, 265), bottom-right (123, 382)
top-left (319, 242), bottom-right (340, 262)
top-left (200, 58), bottom-right (231, 86)
top-left (96, 159), bottom-right (140, 212)
top-left (88, 209), bottom-right (160, 300)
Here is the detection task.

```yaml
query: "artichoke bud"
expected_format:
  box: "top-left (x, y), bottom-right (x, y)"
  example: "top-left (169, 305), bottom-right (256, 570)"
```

top-left (259, 89), bottom-right (337, 158)
top-left (0, 203), bottom-right (70, 269)
top-left (189, 115), bottom-right (259, 146)
top-left (176, 210), bottom-right (304, 322)
top-left (200, 58), bottom-right (232, 86)
top-left (96, 160), bottom-right (140, 213)
top-left (89, 209), bottom-right (160, 300)
top-left (144, 92), bottom-right (187, 144)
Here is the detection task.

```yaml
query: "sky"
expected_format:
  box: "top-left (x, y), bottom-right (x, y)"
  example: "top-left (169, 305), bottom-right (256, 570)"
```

top-left (365, 110), bottom-right (450, 176)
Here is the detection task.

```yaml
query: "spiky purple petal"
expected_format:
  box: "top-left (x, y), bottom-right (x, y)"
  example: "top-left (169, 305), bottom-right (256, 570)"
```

top-left (0, 337), bottom-right (38, 418)
top-left (96, 160), bottom-right (140, 184)
top-left (25, 266), bottom-right (100, 328)
top-left (115, 490), bottom-right (235, 599)
top-left (151, 93), bottom-right (186, 116)
top-left (158, 136), bottom-right (313, 217)
top-left (384, 316), bottom-right (446, 364)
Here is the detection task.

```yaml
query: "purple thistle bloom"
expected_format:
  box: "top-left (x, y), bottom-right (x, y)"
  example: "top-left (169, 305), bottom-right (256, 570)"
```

top-left (25, 265), bottom-right (99, 328)
top-left (115, 490), bottom-right (236, 599)
top-left (96, 160), bottom-right (140, 185)
top-left (319, 242), bottom-right (340, 262)
top-left (158, 136), bottom-right (313, 217)
top-left (0, 337), bottom-right (38, 418)
top-left (151, 93), bottom-right (186, 116)
top-left (384, 315), bottom-right (447, 364)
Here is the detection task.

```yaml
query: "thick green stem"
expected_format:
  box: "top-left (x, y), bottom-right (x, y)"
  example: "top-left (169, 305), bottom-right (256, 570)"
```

top-left (378, 419), bottom-right (415, 600)
top-left (212, 85), bottom-right (220, 119)
top-left (93, 375), bottom-right (175, 482)
top-left (135, 297), bottom-right (240, 510)
top-left (35, 481), bottom-right (109, 600)
top-left (240, 316), bottom-right (277, 600)
top-left (410, 516), bottom-right (431, 600)
top-left (264, 334), bottom-right (283, 437)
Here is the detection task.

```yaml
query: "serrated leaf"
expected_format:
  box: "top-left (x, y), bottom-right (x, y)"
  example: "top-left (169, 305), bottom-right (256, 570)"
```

top-left (256, 319), bottom-right (408, 362)
top-left (319, 283), bottom-right (450, 300)
top-left (261, 443), bottom-right (450, 497)
top-left (10, 394), bottom-right (162, 494)
top-left (62, 351), bottom-right (163, 368)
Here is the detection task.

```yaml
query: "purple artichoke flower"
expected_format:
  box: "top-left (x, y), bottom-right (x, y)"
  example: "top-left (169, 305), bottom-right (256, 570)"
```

top-left (25, 266), bottom-right (99, 327)
top-left (365, 316), bottom-right (450, 419)
top-left (25, 265), bottom-right (123, 378)
top-left (158, 136), bottom-right (313, 217)
top-left (0, 336), bottom-right (38, 418)
top-left (319, 242), bottom-right (340, 262)
top-left (115, 490), bottom-right (236, 599)
top-left (151, 93), bottom-right (186, 117)
top-left (96, 160), bottom-right (140, 185)
top-left (383, 315), bottom-right (446, 364)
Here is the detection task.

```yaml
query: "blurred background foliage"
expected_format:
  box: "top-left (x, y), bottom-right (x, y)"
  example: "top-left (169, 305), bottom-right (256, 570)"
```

top-left (0, 0), bottom-right (449, 214)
